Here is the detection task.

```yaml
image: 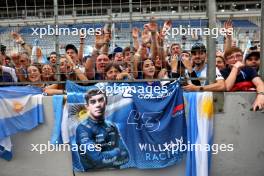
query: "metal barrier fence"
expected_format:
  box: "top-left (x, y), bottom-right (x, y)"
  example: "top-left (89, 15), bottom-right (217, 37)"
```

top-left (0, 0), bottom-right (262, 86)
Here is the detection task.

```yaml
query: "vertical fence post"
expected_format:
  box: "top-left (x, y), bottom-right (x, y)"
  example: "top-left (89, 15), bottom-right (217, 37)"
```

top-left (129, 0), bottom-right (134, 75)
top-left (260, 0), bottom-right (264, 79)
top-left (54, 0), bottom-right (60, 81)
top-left (206, 0), bottom-right (216, 83)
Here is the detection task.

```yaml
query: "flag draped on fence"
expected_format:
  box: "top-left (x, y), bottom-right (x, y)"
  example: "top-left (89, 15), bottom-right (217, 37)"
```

top-left (0, 86), bottom-right (44, 161)
top-left (184, 92), bottom-right (214, 176)
top-left (65, 81), bottom-right (187, 172)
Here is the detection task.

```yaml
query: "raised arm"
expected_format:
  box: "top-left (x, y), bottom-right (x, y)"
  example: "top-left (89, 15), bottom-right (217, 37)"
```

top-left (78, 30), bottom-right (85, 63)
top-left (223, 19), bottom-right (233, 52)
top-left (85, 32), bottom-right (105, 79)
top-left (11, 32), bottom-right (32, 55)
top-left (100, 24), bottom-right (112, 55)
top-left (65, 54), bottom-right (88, 81)
top-left (225, 61), bottom-right (244, 91)
top-left (158, 20), bottom-right (172, 68)
top-left (132, 46), bottom-right (143, 79)
top-left (132, 27), bottom-right (140, 51)
top-left (145, 19), bottom-right (158, 60)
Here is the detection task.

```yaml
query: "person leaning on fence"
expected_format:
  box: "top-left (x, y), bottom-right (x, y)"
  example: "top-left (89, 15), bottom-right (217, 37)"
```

top-left (13, 52), bottom-right (31, 82)
top-left (65, 44), bottom-right (80, 65)
top-left (169, 51), bottom-right (201, 86)
top-left (104, 62), bottom-right (132, 80)
top-left (47, 51), bottom-right (58, 72)
top-left (27, 65), bottom-right (43, 87)
top-left (220, 47), bottom-right (264, 111)
top-left (43, 54), bottom-right (88, 95)
top-left (0, 59), bottom-right (15, 83)
top-left (244, 51), bottom-right (260, 73)
top-left (182, 43), bottom-right (225, 92)
top-left (41, 64), bottom-right (56, 82)
top-left (216, 55), bottom-right (226, 71)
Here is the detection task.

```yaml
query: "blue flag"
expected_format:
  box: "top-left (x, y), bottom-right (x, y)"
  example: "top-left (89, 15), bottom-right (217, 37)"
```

top-left (65, 81), bottom-right (186, 172)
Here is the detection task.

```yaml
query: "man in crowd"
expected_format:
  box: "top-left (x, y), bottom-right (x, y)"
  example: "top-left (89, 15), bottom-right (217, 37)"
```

top-left (244, 51), bottom-right (260, 72)
top-left (183, 43), bottom-right (225, 92)
top-left (221, 47), bottom-right (264, 111)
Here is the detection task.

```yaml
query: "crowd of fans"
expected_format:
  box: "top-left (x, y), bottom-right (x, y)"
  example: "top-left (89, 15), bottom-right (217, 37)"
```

top-left (0, 18), bottom-right (263, 111)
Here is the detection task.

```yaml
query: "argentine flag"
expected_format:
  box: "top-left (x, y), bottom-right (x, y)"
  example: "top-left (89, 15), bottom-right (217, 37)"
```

top-left (0, 86), bottom-right (44, 161)
top-left (184, 92), bottom-right (214, 176)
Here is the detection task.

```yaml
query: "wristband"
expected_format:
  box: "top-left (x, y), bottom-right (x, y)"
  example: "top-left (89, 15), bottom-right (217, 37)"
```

top-left (257, 91), bottom-right (264, 95)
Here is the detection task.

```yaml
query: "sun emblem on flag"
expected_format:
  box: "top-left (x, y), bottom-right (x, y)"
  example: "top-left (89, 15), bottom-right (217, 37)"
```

top-left (69, 104), bottom-right (88, 122)
top-left (13, 101), bottom-right (24, 113)
top-left (200, 96), bottom-right (214, 119)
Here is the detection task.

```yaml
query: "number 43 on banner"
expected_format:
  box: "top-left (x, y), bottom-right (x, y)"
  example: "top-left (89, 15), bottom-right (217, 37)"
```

top-left (127, 110), bottom-right (162, 132)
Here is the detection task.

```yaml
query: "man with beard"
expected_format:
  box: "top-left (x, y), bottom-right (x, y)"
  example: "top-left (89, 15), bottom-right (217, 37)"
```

top-left (183, 43), bottom-right (225, 92)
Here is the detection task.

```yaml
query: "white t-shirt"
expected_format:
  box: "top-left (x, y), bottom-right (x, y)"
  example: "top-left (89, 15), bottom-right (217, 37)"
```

top-left (188, 65), bottom-right (224, 86)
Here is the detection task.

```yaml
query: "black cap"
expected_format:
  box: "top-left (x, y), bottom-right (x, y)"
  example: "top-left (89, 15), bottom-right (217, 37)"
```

top-left (112, 47), bottom-right (123, 57)
top-left (191, 43), bottom-right (206, 53)
top-left (245, 51), bottom-right (260, 60)
top-left (65, 44), bottom-right (78, 54)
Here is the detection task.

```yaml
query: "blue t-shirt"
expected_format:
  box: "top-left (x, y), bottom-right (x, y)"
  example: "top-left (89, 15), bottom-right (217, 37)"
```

top-left (0, 71), bottom-right (14, 83)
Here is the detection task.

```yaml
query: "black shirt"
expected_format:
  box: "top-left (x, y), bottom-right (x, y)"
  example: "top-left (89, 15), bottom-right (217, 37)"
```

top-left (220, 67), bottom-right (258, 83)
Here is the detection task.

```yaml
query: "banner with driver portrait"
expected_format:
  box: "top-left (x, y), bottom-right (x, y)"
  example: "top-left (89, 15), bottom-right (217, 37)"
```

top-left (66, 80), bottom-right (187, 172)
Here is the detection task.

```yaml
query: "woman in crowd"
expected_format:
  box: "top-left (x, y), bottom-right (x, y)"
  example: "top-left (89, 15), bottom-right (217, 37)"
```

top-left (216, 55), bottom-right (226, 71)
top-left (27, 65), bottom-right (43, 87)
top-left (41, 64), bottom-right (56, 82)
top-left (105, 62), bottom-right (132, 80)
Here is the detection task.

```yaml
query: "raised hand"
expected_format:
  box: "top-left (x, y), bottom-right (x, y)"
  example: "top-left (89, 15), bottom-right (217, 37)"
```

top-left (132, 27), bottom-right (140, 39)
top-left (95, 32), bottom-right (105, 49)
top-left (11, 32), bottom-right (24, 44)
top-left (80, 29), bottom-right (86, 39)
top-left (233, 61), bottom-right (244, 69)
top-left (144, 20), bottom-right (158, 33)
top-left (171, 54), bottom-right (178, 72)
top-left (103, 23), bottom-right (112, 43)
top-left (141, 27), bottom-right (151, 45)
top-left (224, 18), bottom-right (233, 37)
top-left (161, 20), bottom-right (172, 36)
top-left (181, 55), bottom-right (192, 72)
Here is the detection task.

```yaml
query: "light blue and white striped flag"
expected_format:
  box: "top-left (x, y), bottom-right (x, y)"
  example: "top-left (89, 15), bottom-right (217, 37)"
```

top-left (0, 86), bottom-right (44, 161)
top-left (184, 92), bottom-right (214, 176)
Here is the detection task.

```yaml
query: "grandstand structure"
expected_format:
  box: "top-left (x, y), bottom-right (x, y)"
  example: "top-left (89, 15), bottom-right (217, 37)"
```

top-left (0, 0), bottom-right (261, 56)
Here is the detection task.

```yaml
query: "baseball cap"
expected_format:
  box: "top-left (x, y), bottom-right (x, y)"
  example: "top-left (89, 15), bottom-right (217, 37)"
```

top-left (112, 47), bottom-right (123, 57)
top-left (245, 51), bottom-right (260, 60)
top-left (65, 44), bottom-right (78, 54)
